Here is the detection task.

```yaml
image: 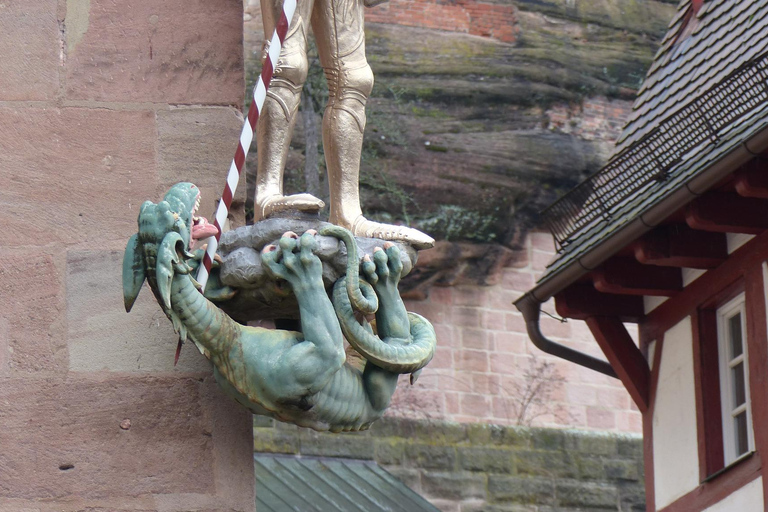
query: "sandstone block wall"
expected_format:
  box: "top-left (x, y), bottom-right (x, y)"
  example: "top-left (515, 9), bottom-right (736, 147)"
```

top-left (0, 1), bottom-right (254, 510)
top-left (390, 232), bottom-right (642, 434)
top-left (366, 0), bottom-right (519, 43)
top-left (254, 416), bottom-right (646, 512)
top-left (243, 0), bottom-right (643, 435)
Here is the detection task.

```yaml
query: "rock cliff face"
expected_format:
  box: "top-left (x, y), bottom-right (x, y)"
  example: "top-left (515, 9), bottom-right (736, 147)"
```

top-left (243, 0), bottom-right (675, 285)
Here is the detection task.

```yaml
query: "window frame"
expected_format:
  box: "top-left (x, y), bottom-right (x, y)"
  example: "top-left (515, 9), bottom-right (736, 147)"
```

top-left (715, 293), bottom-right (755, 466)
top-left (693, 279), bottom-right (751, 480)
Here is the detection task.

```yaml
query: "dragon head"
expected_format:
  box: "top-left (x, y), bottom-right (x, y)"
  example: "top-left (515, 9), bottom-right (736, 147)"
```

top-left (123, 182), bottom-right (219, 313)
top-left (138, 182), bottom-right (218, 252)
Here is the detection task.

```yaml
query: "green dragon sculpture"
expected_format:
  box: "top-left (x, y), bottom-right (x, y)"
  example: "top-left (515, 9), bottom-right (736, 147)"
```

top-left (123, 183), bottom-right (436, 432)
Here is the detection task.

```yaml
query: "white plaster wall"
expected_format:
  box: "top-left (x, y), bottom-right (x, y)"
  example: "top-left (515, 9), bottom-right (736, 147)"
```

top-left (682, 267), bottom-right (706, 287)
top-left (727, 233), bottom-right (754, 253)
top-left (704, 477), bottom-right (763, 511)
top-left (653, 316), bottom-right (700, 509)
top-left (644, 296), bottom-right (668, 314)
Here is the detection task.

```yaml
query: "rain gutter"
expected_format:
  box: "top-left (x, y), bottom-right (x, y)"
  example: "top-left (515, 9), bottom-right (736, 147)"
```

top-left (513, 125), bottom-right (768, 378)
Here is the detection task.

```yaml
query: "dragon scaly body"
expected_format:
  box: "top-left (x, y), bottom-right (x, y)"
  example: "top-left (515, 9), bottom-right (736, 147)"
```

top-left (123, 183), bottom-right (436, 432)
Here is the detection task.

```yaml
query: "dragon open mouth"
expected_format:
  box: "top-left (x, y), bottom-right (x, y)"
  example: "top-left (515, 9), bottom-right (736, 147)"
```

top-left (190, 193), bottom-right (219, 245)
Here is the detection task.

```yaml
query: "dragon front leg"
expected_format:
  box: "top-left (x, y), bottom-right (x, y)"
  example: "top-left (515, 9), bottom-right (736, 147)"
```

top-left (367, 243), bottom-right (410, 340)
top-left (357, 246), bottom-right (409, 412)
top-left (260, 230), bottom-right (347, 398)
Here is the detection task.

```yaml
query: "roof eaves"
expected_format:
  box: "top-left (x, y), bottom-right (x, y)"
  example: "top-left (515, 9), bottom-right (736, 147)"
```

top-left (619, 1), bottom-right (766, 147)
top-left (525, 109), bottom-right (768, 303)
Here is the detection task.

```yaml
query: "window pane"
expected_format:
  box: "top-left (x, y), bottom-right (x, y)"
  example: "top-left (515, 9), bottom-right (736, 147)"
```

top-left (729, 313), bottom-right (743, 359)
top-left (732, 362), bottom-right (746, 407)
top-left (735, 411), bottom-right (750, 456)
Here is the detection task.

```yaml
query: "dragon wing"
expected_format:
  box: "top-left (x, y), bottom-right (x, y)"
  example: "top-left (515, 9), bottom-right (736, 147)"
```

top-left (122, 233), bottom-right (146, 312)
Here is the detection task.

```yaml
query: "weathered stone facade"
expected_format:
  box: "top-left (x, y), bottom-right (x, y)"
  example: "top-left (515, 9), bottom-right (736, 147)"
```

top-left (254, 416), bottom-right (645, 511)
top-left (366, 0), bottom-right (519, 43)
top-left (0, 1), bottom-right (254, 509)
top-left (242, 0), bottom-right (650, 434)
top-left (389, 232), bottom-right (642, 433)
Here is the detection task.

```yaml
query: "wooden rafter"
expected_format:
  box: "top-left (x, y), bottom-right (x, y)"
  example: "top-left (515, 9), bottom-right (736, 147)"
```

top-left (555, 284), bottom-right (644, 323)
top-left (593, 257), bottom-right (682, 296)
top-left (734, 158), bottom-right (768, 198)
top-left (634, 225), bottom-right (727, 269)
top-left (586, 316), bottom-right (650, 412)
top-left (687, 192), bottom-right (768, 234)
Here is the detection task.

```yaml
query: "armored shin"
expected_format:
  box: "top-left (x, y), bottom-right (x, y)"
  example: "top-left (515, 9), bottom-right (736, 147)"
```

top-left (254, 20), bottom-right (310, 218)
top-left (320, 40), bottom-right (374, 225)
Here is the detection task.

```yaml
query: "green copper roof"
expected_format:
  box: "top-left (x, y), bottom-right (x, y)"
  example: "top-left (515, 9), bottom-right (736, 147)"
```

top-left (254, 454), bottom-right (440, 512)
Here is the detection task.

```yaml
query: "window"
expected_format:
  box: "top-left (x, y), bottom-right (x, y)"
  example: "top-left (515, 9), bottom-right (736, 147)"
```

top-left (716, 294), bottom-right (754, 466)
top-left (694, 284), bottom-right (754, 478)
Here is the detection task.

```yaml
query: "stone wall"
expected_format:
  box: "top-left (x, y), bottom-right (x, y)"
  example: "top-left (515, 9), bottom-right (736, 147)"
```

top-left (365, 0), bottom-right (519, 43)
top-left (254, 416), bottom-right (646, 511)
top-left (0, 0), bottom-right (254, 510)
top-left (387, 232), bottom-right (642, 433)
top-left (242, 0), bottom-right (646, 435)
top-left (243, 0), bottom-right (677, 249)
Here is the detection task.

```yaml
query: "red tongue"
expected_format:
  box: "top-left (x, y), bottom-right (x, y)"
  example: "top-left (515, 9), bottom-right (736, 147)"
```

top-left (192, 220), bottom-right (219, 240)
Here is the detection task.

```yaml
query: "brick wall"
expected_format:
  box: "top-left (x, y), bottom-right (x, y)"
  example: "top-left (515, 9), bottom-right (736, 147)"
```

top-left (1, 1), bottom-right (254, 509)
top-left (547, 98), bottom-right (634, 142)
top-left (244, 0), bottom-right (518, 43)
top-left (389, 232), bottom-right (642, 434)
top-left (254, 416), bottom-right (645, 512)
top-left (365, 0), bottom-right (519, 43)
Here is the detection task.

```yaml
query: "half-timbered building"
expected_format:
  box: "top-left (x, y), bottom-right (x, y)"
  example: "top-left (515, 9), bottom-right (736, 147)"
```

top-left (515, 1), bottom-right (768, 510)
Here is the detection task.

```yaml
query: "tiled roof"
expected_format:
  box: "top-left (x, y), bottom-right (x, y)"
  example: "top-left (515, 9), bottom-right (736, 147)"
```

top-left (617, 0), bottom-right (768, 151)
top-left (254, 454), bottom-right (441, 512)
top-left (540, 107), bottom-right (768, 284)
top-left (535, 0), bottom-right (768, 287)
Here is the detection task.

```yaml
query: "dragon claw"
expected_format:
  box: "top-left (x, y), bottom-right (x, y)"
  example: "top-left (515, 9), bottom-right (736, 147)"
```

top-left (361, 255), bottom-right (378, 285)
top-left (372, 247), bottom-right (390, 280)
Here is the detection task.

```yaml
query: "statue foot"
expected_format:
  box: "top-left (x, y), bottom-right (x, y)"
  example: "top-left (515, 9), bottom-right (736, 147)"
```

top-left (255, 194), bottom-right (325, 222)
top-left (346, 215), bottom-right (435, 250)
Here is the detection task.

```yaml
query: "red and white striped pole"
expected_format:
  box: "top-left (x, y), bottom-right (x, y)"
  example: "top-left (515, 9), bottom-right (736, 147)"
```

top-left (196, 0), bottom-right (297, 291)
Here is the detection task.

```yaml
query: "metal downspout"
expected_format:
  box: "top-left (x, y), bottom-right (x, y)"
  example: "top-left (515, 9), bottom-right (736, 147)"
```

top-left (516, 294), bottom-right (617, 378)
top-left (513, 124), bottom-right (768, 378)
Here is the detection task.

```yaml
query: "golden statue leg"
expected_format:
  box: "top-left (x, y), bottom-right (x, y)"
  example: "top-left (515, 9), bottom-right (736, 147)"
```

top-left (254, 1), bottom-right (325, 222)
top-left (312, 0), bottom-right (435, 249)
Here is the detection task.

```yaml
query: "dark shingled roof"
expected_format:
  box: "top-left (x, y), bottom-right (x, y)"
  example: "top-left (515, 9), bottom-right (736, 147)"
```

top-left (537, 0), bottom-right (768, 286)
top-left (254, 454), bottom-right (441, 512)
top-left (617, 0), bottom-right (768, 151)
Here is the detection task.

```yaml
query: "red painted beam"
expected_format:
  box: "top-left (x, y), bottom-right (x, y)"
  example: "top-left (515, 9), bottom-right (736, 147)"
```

top-left (687, 192), bottom-right (768, 234)
top-left (593, 257), bottom-right (682, 296)
top-left (734, 159), bottom-right (768, 199)
top-left (586, 316), bottom-right (650, 412)
top-left (634, 225), bottom-right (727, 269)
top-left (555, 284), bottom-right (644, 323)
top-left (692, 309), bottom-right (725, 477)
